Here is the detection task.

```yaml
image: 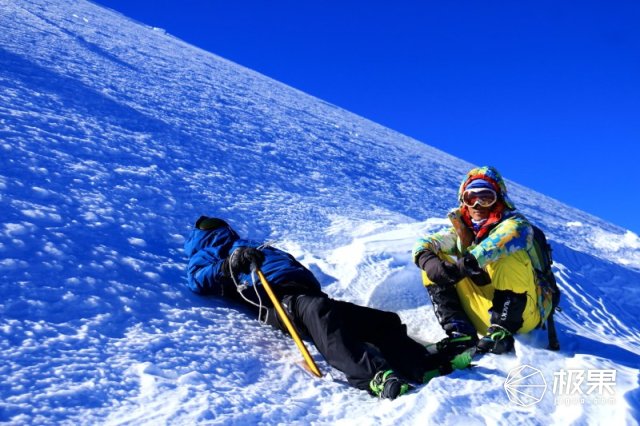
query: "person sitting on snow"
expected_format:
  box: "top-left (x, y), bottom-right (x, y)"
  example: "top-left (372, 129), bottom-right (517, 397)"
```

top-left (184, 216), bottom-right (470, 400)
top-left (413, 166), bottom-right (541, 355)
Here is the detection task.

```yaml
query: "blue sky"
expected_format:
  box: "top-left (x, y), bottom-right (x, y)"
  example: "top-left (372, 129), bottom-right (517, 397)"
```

top-left (95, 0), bottom-right (640, 234)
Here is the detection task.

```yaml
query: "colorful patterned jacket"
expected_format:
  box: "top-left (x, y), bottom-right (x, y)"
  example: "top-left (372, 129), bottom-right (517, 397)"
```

top-left (413, 209), bottom-right (533, 268)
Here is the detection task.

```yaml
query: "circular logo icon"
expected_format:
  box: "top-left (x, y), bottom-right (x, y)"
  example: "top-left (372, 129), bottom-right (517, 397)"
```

top-left (504, 365), bottom-right (547, 407)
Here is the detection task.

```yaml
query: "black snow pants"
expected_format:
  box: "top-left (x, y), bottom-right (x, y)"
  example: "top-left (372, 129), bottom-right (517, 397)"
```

top-left (264, 292), bottom-right (446, 390)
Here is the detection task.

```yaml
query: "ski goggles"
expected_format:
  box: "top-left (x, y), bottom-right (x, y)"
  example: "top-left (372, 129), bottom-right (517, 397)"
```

top-left (462, 188), bottom-right (498, 208)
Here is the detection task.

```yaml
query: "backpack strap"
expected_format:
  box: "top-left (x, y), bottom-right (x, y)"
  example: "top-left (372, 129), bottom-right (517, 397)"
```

top-left (546, 311), bottom-right (560, 350)
top-left (530, 224), bottom-right (560, 351)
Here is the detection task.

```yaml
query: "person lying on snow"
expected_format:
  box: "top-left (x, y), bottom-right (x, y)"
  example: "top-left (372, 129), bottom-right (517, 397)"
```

top-left (184, 216), bottom-right (471, 400)
top-left (414, 166), bottom-right (541, 355)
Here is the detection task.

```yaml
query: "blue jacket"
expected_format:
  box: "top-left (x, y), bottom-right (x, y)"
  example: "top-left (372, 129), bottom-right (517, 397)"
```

top-left (184, 219), bottom-right (322, 305)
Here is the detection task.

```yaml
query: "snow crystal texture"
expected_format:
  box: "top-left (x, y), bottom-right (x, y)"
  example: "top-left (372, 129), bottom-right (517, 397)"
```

top-left (1, 1), bottom-right (639, 425)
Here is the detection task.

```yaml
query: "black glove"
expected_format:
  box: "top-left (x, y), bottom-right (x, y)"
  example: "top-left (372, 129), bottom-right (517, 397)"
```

top-left (229, 247), bottom-right (265, 274)
top-left (456, 252), bottom-right (491, 286)
top-left (417, 250), bottom-right (463, 286)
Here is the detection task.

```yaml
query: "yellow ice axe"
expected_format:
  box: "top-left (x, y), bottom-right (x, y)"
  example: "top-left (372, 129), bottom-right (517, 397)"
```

top-left (256, 269), bottom-right (322, 378)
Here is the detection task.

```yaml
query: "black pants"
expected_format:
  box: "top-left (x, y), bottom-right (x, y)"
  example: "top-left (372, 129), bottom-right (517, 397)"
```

top-left (266, 293), bottom-right (446, 390)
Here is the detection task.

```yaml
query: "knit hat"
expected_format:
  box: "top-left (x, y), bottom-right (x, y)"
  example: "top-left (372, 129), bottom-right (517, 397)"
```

top-left (195, 216), bottom-right (229, 230)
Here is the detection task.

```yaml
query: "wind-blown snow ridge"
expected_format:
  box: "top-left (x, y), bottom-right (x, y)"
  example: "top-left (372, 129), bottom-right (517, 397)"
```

top-left (1, 0), bottom-right (638, 425)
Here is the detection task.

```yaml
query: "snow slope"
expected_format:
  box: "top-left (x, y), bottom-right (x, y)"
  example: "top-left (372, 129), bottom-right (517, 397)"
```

top-left (1, 0), bottom-right (639, 424)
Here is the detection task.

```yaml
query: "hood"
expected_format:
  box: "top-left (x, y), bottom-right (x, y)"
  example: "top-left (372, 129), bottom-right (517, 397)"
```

top-left (458, 165), bottom-right (516, 210)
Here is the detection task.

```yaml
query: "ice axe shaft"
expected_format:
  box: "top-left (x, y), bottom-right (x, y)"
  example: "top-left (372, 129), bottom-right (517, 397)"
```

top-left (255, 269), bottom-right (322, 377)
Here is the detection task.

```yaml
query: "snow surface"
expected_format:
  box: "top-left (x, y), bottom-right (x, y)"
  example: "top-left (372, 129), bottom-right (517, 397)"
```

top-left (1, 0), bottom-right (639, 425)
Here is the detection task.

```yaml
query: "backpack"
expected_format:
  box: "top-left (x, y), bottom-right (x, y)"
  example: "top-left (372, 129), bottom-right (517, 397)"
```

top-left (528, 225), bottom-right (561, 350)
